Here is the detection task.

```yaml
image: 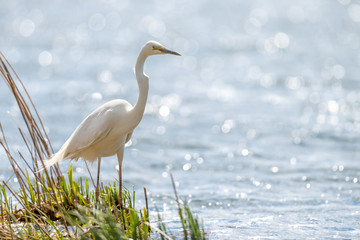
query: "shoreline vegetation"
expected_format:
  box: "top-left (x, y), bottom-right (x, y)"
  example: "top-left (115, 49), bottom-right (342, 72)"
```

top-left (0, 52), bottom-right (206, 239)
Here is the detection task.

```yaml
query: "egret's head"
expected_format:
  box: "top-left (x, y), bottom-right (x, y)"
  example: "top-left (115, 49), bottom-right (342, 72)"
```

top-left (143, 41), bottom-right (181, 56)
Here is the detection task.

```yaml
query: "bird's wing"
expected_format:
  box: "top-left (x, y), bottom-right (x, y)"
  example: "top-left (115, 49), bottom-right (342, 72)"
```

top-left (63, 107), bottom-right (113, 156)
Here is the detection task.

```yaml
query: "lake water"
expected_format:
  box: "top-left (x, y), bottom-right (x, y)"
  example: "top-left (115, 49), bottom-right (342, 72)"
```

top-left (1, 0), bottom-right (360, 238)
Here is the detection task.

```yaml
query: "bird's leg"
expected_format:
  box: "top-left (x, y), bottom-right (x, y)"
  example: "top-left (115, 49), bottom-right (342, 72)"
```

top-left (117, 147), bottom-right (126, 230)
top-left (95, 157), bottom-right (101, 202)
top-left (117, 147), bottom-right (124, 208)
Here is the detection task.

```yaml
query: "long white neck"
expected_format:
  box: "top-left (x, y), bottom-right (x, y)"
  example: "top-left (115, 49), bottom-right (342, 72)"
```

top-left (130, 49), bottom-right (149, 125)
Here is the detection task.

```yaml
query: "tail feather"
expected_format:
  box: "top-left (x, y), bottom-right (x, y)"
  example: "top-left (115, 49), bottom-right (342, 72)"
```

top-left (38, 148), bottom-right (66, 172)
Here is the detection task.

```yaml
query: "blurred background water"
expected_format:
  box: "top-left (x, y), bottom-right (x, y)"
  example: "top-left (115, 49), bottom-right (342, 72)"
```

top-left (1, 0), bottom-right (360, 238)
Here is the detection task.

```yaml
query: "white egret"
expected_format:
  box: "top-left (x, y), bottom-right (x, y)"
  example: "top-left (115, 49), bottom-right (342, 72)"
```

top-left (44, 41), bottom-right (181, 205)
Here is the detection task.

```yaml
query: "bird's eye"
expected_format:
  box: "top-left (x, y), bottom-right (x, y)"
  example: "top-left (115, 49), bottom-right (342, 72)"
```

top-left (152, 45), bottom-right (162, 51)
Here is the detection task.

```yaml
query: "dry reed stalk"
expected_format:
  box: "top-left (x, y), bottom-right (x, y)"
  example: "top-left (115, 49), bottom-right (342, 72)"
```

top-left (0, 52), bottom-right (65, 223)
top-left (0, 52), bottom-right (60, 176)
top-left (0, 53), bottom-right (61, 189)
top-left (171, 173), bottom-right (188, 239)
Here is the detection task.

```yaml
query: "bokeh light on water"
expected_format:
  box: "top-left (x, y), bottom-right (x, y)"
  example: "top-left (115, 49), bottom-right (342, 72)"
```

top-left (1, 0), bottom-right (360, 238)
